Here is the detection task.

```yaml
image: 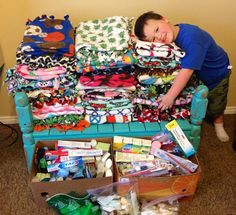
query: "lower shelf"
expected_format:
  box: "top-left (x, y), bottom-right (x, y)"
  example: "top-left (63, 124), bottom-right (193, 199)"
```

top-left (23, 120), bottom-right (193, 172)
top-left (32, 120), bottom-right (191, 140)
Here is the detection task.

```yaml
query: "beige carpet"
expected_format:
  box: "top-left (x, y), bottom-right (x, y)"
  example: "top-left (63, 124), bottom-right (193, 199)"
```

top-left (0, 115), bottom-right (235, 215)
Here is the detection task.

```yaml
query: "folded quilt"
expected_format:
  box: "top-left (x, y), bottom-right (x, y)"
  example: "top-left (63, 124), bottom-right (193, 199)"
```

top-left (21, 15), bottom-right (74, 57)
top-left (75, 16), bottom-right (133, 52)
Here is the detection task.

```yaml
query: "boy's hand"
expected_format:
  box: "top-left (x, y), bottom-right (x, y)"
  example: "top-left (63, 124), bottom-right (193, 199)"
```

top-left (157, 69), bottom-right (194, 112)
top-left (158, 94), bottom-right (175, 111)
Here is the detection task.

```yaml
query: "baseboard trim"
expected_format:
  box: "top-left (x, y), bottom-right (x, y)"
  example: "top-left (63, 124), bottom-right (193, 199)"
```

top-left (224, 106), bottom-right (236, 114)
top-left (0, 116), bottom-right (18, 124)
top-left (0, 106), bottom-right (235, 124)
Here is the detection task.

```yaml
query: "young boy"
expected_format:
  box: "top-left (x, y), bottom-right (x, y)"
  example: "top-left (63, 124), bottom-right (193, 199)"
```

top-left (134, 11), bottom-right (231, 142)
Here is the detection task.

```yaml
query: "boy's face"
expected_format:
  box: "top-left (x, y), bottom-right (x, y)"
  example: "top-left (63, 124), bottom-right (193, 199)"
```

top-left (143, 18), bottom-right (175, 43)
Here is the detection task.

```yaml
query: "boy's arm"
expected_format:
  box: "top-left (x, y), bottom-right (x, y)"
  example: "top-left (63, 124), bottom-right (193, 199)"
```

top-left (158, 68), bottom-right (194, 111)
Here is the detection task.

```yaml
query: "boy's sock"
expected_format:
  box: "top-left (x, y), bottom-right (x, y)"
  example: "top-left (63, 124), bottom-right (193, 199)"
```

top-left (214, 123), bottom-right (229, 142)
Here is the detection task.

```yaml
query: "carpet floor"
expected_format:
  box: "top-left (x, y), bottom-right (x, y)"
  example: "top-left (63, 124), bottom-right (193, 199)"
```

top-left (0, 115), bottom-right (235, 215)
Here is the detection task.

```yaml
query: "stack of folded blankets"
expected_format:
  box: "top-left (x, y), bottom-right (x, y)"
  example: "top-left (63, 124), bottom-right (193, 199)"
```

top-left (6, 15), bottom-right (89, 131)
top-left (133, 40), bottom-right (199, 122)
top-left (75, 16), bottom-right (137, 124)
top-left (5, 14), bottom-right (202, 131)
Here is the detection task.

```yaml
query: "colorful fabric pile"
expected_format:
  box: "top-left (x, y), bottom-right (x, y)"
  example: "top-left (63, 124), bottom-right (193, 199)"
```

top-left (133, 40), bottom-right (197, 122)
top-left (6, 15), bottom-right (89, 131)
top-left (75, 16), bottom-right (137, 124)
top-left (5, 14), bottom-right (203, 131)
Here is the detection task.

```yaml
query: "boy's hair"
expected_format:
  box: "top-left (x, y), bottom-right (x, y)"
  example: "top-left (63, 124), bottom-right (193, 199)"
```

top-left (134, 11), bottom-right (163, 40)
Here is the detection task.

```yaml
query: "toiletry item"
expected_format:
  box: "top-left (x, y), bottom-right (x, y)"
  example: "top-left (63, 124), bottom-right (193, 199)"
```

top-left (39, 158), bottom-right (48, 173)
top-left (57, 139), bottom-right (97, 149)
top-left (165, 120), bottom-right (195, 157)
top-left (68, 149), bottom-right (103, 157)
top-left (96, 153), bottom-right (113, 178)
top-left (115, 152), bottom-right (154, 163)
top-left (152, 148), bottom-right (198, 174)
top-left (96, 141), bottom-right (111, 151)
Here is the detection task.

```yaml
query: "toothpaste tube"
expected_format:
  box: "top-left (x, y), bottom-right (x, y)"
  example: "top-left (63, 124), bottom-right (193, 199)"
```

top-left (45, 150), bottom-right (68, 160)
top-left (47, 158), bottom-right (83, 172)
top-left (68, 149), bottom-right (103, 157)
top-left (45, 148), bottom-right (102, 160)
top-left (57, 139), bottom-right (97, 149)
top-left (47, 163), bottom-right (60, 172)
top-left (58, 158), bottom-right (83, 169)
top-left (60, 156), bottom-right (95, 163)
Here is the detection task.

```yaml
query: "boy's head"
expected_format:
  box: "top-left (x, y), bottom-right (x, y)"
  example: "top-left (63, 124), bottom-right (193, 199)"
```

top-left (134, 11), bottom-right (177, 44)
